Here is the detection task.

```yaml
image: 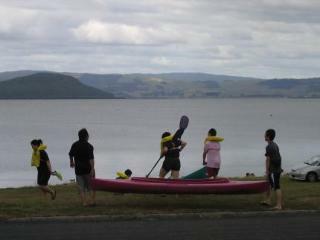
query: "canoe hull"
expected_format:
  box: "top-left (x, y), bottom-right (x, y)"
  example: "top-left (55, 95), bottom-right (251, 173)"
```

top-left (91, 177), bottom-right (268, 194)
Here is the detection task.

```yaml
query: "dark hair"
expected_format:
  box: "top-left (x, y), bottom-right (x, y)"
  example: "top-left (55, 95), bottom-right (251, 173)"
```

top-left (78, 128), bottom-right (89, 140)
top-left (208, 128), bottom-right (217, 136)
top-left (30, 139), bottom-right (42, 146)
top-left (265, 129), bottom-right (276, 141)
top-left (124, 169), bottom-right (132, 177)
top-left (161, 131), bottom-right (171, 139)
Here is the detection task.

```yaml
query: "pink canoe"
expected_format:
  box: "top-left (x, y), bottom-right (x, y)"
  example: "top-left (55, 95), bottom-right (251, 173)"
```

top-left (91, 177), bottom-right (268, 194)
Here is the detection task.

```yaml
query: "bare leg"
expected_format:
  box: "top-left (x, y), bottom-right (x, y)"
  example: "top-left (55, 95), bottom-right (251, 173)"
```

top-left (171, 170), bottom-right (179, 179)
top-left (159, 168), bottom-right (168, 178)
top-left (39, 185), bottom-right (56, 200)
top-left (275, 189), bottom-right (283, 209)
top-left (90, 191), bottom-right (96, 205)
top-left (262, 186), bottom-right (272, 205)
top-left (79, 191), bottom-right (88, 206)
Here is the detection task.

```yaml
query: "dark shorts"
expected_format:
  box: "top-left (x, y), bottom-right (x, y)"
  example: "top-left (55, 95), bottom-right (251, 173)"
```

top-left (268, 172), bottom-right (281, 190)
top-left (76, 174), bottom-right (92, 192)
top-left (206, 167), bottom-right (219, 178)
top-left (161, 158), bottom-right (181, 172)
top-left (37, 169), bottom-right (51, 186)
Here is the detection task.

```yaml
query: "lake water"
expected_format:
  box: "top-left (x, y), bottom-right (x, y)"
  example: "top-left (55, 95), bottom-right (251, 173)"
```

top-left (0, 98), bottom-right (319, 188)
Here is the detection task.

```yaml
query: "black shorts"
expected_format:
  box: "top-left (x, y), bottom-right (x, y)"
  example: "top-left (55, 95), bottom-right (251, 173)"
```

top-left (161, 158), bottom-right (181, 172)
top-left (37, 168), bottom-right (51, 186)
top-left (268, 172), bottom-right (281, 190)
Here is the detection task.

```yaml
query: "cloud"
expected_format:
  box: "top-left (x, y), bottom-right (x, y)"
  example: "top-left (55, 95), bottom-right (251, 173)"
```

top-left (0, 0), bottom-right (320, 78)
top-left (72, 20), bottom-right (184, 45)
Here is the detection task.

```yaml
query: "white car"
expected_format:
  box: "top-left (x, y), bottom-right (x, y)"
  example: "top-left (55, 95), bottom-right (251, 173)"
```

top-left (289, 155), bottom-right (320, 182)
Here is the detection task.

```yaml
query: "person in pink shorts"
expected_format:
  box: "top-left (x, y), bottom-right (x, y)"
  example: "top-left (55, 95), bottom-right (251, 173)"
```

top-left (202, 128), bottom-right (223, 179)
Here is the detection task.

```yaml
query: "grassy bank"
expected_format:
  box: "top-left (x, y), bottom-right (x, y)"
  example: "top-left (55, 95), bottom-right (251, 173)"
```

top-left (0, 176), bottom-right (319, 219)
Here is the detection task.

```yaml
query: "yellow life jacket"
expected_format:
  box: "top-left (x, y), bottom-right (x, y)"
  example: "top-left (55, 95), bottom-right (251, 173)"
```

top-left (116, 171), bottom-right (129, 179)
top-left (160, 135), bottom-right (173, 150)
top-left (204, 136), bottom-right (224, 144)
top-left (31, 144), bottom-right (47, 167)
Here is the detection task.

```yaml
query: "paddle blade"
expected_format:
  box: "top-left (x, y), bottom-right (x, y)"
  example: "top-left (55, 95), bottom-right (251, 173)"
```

top-left (52, 171), bottom-right (63, 181)
top-left (179, 115), bottom-right (189, 129)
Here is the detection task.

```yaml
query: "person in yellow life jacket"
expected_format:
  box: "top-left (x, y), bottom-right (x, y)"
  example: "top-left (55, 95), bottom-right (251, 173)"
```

top-left (31, 142), bottom-right (47, 167)
top-left (30, 139), bottom-right (56, 200)
top-left (202, 129), bottom-right (224, 179)
top-left (159, 128), bottom-right (187, 179)
top-left (116, 169), bottom-right (132, 179)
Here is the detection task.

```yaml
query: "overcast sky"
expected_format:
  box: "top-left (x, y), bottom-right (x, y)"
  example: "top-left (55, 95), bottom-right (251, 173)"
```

top-left (0, 0), bottom-right (320, 78)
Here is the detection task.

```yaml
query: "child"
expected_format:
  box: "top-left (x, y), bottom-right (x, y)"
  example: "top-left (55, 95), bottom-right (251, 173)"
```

top-left (202, 129), bottom-right (224, 179)
top-left (116, 169), bottom-right (132, 179)
top-left (261, 129), bottom-right (283, 210)
top-left (31, 139), bottom-right (56, 200)
top-left (159, 116), bottom-right (189, 179)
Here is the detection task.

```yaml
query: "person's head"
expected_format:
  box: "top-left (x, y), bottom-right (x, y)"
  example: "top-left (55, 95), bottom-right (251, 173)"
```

top-left (124, 169), bottom-right (132, 177)
top-left (161, 131), bottom-right (171, 139)
top-left (265, 129), bottom-right (276, 141)
top-left (78, 128), bottom-right (89, 141)
top-left (30, 139), bottom-right (41, 150)
top-left (208, 128), bottom-right (217, 136)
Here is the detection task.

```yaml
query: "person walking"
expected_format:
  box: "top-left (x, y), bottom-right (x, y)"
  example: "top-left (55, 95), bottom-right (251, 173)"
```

top-left (30, 139), bottom-right (56, 200)
top-left (69, 128), bottom-right (96, 206)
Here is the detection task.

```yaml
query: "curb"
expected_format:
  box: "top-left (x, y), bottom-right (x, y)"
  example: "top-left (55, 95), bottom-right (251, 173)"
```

top-left (2, 210), bottom-right (320, 223)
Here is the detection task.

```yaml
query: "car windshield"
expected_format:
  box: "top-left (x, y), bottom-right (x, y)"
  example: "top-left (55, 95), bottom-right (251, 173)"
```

top-left (304, 156), bottom-right (320, 166)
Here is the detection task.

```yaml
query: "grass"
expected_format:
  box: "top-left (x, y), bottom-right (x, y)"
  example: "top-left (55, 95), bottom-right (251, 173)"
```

top-left (0, 176), bottom-right (319, 219)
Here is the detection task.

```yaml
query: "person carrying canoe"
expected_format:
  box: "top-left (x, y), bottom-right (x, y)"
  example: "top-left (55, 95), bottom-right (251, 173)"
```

top-left (202, 128), bottom-right (224, 179)
top-left (159, 116), bottom-right (188, 179)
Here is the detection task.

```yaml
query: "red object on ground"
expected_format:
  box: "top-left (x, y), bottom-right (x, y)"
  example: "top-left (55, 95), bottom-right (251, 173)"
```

top-left (91, 177), bottom-right (268, 194)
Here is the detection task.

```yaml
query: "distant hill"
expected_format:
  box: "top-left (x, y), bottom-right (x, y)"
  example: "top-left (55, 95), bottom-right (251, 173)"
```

top-left (74, 73), bottom-right (254, 98)
top-left (0, 72), bottom-right (114, 99)
top-left (0, 70), bottom-right (40, 81)
top-left (1, 70), bottom-right (320, 98)
top-left (255, 78), bottom-right (320, 98)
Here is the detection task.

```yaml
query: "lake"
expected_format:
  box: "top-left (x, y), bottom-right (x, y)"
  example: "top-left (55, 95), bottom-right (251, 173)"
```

top-left (0, 98), bottom-right (319, 188)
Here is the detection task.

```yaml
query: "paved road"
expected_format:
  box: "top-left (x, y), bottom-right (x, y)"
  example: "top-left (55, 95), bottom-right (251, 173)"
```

top-left (1, 213), bottom-right (319, 240)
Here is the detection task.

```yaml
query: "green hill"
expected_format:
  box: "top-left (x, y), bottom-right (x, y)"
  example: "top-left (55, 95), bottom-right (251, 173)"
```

top-left (0, 72), bottom-right (114, 99)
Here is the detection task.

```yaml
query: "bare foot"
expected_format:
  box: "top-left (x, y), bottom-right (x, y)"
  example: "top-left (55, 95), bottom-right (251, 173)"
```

top-left (260, 200), bottom-right (271, 206)
top-left (271, 206), bottom-right (283, 211)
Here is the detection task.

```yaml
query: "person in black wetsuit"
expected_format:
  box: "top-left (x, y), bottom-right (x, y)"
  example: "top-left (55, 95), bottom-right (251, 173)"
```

top-left (159, 128), bottom-right (187, 179)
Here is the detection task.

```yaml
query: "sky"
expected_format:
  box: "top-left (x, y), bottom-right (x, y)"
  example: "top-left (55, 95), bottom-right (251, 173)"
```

top-left (0, 0), bottom-right (320, 79)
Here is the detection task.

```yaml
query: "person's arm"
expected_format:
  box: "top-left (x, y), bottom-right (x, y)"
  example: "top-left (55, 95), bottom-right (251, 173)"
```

top-left (69, 145), bottom-right (75, 168)
top-left (266, 156), bottom-right (270, 176)
top-left (265, 145), bottom-right (271, 176)
top-left (89, 145), bottom-right (95, 178)
top-left (179, 141), bottom-right (187, 151)
top-left (203, 150), bottom-right (207, 165)
top-left (40, 150), bottom-right (53, 172)
top-left (202, 143), bottom-right (208, 165)
top-left (46, 160), bottom-right (53, 173)
top-left (69, 156), bottom-right (74, 168)
top-left (90, 159), bottom-right (95, 178)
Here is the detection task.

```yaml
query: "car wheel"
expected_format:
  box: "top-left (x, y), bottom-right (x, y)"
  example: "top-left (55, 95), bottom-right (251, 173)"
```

top-left (306, 172), bottom-right (318, 182)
